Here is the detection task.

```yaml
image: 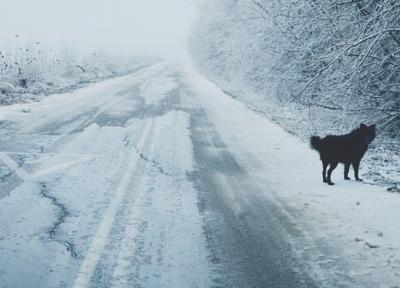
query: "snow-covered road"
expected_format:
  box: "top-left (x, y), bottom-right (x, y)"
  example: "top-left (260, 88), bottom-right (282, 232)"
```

top-left (1, 62), bottom-right (399, 288)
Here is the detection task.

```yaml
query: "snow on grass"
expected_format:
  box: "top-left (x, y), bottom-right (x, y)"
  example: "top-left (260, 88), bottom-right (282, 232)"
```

top-left (185, 64), bottom-right (400, 287)
top-left (0, 38), bottom-right (157, 105)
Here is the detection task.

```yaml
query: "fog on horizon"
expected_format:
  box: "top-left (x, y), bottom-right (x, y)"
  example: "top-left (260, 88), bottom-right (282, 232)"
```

top-left (0, 0), bottom-right (196, 58)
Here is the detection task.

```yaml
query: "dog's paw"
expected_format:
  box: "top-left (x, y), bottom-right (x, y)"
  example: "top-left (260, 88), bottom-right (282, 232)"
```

top-left (328, 182), bottom-right (335, 186)
top-left (344, 177), bottom-right (350, 180)
top-left (356, 178), bottom-right (363, 182)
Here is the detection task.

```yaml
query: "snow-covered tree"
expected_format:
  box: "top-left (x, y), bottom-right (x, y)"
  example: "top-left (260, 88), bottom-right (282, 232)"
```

top-left (190, 0), bottom-right (400, 138)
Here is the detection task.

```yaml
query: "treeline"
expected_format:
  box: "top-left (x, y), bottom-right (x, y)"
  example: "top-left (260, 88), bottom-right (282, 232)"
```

top-left (190, 0), bottom-right (400, 138)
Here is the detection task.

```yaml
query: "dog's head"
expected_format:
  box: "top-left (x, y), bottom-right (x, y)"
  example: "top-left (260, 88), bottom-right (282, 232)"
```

top-left (360, 123), bottom-right (376, 144)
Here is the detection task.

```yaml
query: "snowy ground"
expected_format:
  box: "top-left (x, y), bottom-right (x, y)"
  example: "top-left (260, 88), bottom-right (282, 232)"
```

top-left (0, 62), bottom-right (399, 287)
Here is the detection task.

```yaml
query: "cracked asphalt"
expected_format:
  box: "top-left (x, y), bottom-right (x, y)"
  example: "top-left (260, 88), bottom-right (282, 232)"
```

top-left (39, 182), bottom-right (77, 258)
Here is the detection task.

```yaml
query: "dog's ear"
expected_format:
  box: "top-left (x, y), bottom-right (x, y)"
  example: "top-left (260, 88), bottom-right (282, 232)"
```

top-left (370, 124), bottom-right (376, 130)
top-left (360, 123), bottom-right (367, 129)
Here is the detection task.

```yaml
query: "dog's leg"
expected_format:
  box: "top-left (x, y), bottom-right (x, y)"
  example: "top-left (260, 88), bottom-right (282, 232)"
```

top-left (327, 161), bottom-right (338, 185)
top-left (344, 162), bottom-right (351, 180)
top-left (322, 160), bottom-right (328, 183)
top-left (352, 161), bottom-right (363, 181)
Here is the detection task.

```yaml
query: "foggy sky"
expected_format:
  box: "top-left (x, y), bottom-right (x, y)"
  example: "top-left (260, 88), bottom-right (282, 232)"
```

top-left (0, 0), bottom-right (196, 58)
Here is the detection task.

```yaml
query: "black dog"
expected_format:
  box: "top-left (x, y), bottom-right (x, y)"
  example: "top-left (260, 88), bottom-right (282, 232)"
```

top-left (310, 123), bottom-right (376, 185)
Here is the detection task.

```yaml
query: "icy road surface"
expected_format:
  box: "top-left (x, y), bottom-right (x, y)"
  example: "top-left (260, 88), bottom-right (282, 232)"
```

top-left (1, 62), bottom-right (399, 288)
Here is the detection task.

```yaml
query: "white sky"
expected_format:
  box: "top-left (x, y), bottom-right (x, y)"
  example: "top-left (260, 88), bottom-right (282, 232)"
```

top-left (0, 0), bottom-right (197, 58)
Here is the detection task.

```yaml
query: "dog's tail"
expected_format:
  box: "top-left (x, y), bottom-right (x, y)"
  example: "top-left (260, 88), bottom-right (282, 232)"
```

top-left (310, 136), bottom-right (323, 151)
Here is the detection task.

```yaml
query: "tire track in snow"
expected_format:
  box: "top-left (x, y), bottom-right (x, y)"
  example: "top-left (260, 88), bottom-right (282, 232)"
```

top-left (110, 175), bottom-right (149, 287)
top-left (111, 120), bottom-right (160, 287)
top-left (72, 119), bottom-right (153, 288)
top-left (112, 109), bottom-right (214, 288)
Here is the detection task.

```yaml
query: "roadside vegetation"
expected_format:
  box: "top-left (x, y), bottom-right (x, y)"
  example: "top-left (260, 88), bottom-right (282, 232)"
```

top-left (0, 35), bottom-right (155, 105)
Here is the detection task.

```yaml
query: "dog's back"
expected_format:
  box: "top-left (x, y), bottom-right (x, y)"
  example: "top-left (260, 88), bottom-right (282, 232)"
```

top-left (317, 134), bottom-right (366, 163)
